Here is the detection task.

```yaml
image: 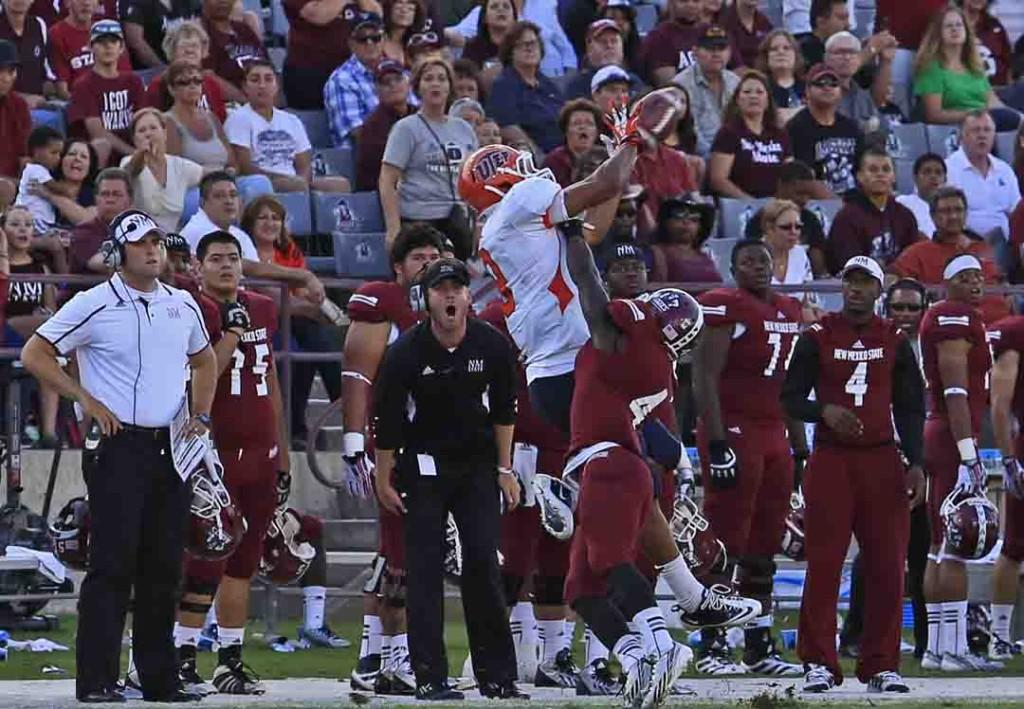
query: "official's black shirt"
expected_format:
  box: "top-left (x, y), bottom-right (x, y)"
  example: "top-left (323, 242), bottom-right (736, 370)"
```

top-left (373, 318), bottom-right (517, 467)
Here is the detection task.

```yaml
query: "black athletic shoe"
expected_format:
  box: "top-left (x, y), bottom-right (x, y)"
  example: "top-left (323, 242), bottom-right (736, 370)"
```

top-left (415, 682), bottom-right (464, 701)
top-left (677, 586), bottom-right (762, 629)
top-left (350, 653), bottom-right (381, 691)
top-left (211, 658), bottom-right (265, 695)
top-left (479, 681), bottom-right (530, 700)
top-left (78, 687), bottom-right (127, 703)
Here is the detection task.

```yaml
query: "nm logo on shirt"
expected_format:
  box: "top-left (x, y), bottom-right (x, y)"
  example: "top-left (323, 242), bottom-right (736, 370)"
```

top-left (468, 359), bottom-right (484, 373)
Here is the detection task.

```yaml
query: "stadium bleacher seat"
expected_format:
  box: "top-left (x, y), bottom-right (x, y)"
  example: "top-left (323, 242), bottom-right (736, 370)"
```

top-left (268, 0), bottom-right (289, 43)
top-left (273, 190), bottom-right (313, 236)
top-left (995, 131), bottom-right (1016, 162)
top-left (806, 199), bottom-right (842, 235)
top-left (291, 109), bottom-right (331, 150)
top-left (705, 237), bottom-right (737, 284)
top-left (314, 147), bottom-right (355, 181)
top-left (717, 197), bottom-right (769, 238)
top-left (635, 4), bottom-right (658, 36)
top-left (926, 124), bottom-right (960, 157)
top-left (895, 158), bottom-right (915, 195)
top-left (887, 123), bottom-right (928, 162)
top-left (306, 256), bottom-right (335, 275)
top-left (888, 49), bottom-right (915, 119)
top-left (333, 231), bottom-right (391, 278)
top-left (313, 191), bottom-right (384, 234)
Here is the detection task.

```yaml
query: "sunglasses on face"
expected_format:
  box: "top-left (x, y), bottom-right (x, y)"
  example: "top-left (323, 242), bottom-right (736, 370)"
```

top-left (811, 78), bottom-right (839, 88)
top-left (671, 210), bottom-right (701, 221)
top-left (355, 33), bottom-right (384, 44)
top-left (889, 303), bottom-right (922, 312)
top-left (174, 77), bottom-right (203, 86)
top-left (775, 221), bottom-right (802, 231)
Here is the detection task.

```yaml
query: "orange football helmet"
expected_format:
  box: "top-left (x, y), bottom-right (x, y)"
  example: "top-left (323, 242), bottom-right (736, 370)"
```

top-left (458, 145), bottom-right (553, 213)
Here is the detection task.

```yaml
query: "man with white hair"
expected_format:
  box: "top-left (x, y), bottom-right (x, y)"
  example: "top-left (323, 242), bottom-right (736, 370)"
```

top-left (945, 110), bottom-right (1022, 239)
top-left (824, 31), bottom-right (892, 134)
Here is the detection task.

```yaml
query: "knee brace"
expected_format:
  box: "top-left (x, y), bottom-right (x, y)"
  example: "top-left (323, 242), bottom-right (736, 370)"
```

top-left (532, 574), bottom-right (565, 606)
top-left (179, 578), bottom-right (218, 614)
top-left (361, 554), bottom-right (387, 596)
top-left (382, 569), bottom-right (407, 609)
top-left (502, 573), bottom-right (526, 607)
top-left (736, 556), bottom-right (776, 613)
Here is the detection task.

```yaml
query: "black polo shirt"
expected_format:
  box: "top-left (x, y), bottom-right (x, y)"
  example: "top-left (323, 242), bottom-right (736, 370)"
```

top-left (0, 12), bottom-right (54, 94)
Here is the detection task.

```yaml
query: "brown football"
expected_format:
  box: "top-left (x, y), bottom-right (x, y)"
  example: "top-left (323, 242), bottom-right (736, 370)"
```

top-left (633, 88), bottom-right (683, 141)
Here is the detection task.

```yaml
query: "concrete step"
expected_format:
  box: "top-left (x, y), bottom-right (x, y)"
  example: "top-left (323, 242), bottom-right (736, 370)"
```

top-left (322, 519), bottom-right (378, 552)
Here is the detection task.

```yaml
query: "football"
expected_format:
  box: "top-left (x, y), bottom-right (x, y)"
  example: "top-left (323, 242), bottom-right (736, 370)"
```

top-left (633, 88), bottom-right (683, 142)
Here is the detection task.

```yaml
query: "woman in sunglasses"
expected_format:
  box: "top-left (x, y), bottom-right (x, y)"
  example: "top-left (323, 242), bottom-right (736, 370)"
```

top-left (649, 196), bottom-right (721, 284)
top-left (760, 198), bottom-right (819, 321)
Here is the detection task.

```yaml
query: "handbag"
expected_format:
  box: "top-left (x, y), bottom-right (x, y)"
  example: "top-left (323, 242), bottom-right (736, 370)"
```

top-left (417, 114), bottom-right (473, 258)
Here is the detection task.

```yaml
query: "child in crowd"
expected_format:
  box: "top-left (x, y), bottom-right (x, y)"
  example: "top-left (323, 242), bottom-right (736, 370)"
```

top-left (15, 127), bottom-right (69, 233)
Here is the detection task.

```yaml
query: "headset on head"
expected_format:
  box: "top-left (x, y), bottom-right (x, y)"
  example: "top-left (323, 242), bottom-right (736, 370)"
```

top-left (101, 210), bottom-right (168, 270)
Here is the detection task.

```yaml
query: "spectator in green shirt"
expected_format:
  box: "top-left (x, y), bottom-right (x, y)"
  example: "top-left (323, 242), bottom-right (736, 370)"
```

top-left (912, 6), bottom-right (1019, 131)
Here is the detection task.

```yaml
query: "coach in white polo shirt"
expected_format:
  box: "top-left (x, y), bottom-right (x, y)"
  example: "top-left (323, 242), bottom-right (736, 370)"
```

top-left (23, 209), bottom-right (218, 704)
top-left (945, 110), bottom-right (1022, 239)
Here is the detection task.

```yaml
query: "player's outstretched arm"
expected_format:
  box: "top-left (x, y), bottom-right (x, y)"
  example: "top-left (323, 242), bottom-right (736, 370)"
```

top-left (562, 220), bottom-right (621, 353)
top-left (561, 143), bottom-right (638, 220)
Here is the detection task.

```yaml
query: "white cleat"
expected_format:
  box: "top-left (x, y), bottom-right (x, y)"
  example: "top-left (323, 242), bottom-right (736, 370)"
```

top-left (643, 642), bottom-right (691, 708)
top-left (802, 663), bottom-right (835, 693)
top-left (867, 670), bottom-right (909, 693)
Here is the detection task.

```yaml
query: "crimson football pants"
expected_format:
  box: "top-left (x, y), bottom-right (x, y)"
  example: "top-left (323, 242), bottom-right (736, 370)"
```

top-left (636, 465), bottom-right (676, 583)
top-left (186, 446), bottom-right (277, 583)
top-left (501, 506), bottom-right (570, 583)
top-left (924, 419), bottom-right (961, 547)
top-left (565, 447), bottom-right (653, 604)
top-left (1002, 435), bottom-right (1024, 562)
top-left (697, 418), bottom-right (794, 559)
top-left (797, 443), bottom-right (909, 684)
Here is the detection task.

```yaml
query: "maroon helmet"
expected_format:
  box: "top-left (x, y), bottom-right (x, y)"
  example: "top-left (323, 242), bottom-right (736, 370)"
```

top-left (670, 493), bottom-right (727, 580)
top-left (941, 489), bottom-right (999, 560)
top-left (642, 288), bottom-right (704, 359)
top-left (259, 508), bottom-right (316, 584)
top-left (49, 497), bottom-right (90, 571)
top-left (187, 452), bottom-right (245, 561)
top-left (780, 490), bottom-right (806, 561)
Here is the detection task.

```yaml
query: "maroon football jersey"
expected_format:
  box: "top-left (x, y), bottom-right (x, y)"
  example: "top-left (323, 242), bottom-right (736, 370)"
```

top-left (201, 290), bottom-right (279, 449)
top-left (804, 313), bottom-right (902, 447)
top-left (479, 301), bottom-right (568, 467)
top-left (699, 288), bottom-right (803, 422)
top-left (987, 315), bottom-right (1024, 422)
top-left (346, 281), bottom-right (422, 348)
top-left (570, 299), bottom-right (675, 457)
top-left (920, 300), bottom-right (991, 434)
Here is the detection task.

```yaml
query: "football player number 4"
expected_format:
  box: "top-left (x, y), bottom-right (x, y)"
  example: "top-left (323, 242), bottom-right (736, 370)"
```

top-left (844, 362), bottom-right (868, 407)
top-left (231, 344), bottom-right (270, 397)
top-left (763, 333), bottom-right (797, 377)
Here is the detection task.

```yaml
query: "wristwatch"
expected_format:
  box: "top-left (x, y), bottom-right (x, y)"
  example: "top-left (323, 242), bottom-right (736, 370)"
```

top-left (195, 413), bottom-right (212, 427)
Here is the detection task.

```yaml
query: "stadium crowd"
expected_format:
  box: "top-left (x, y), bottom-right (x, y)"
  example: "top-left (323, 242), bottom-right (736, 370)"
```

top-left (2, 0), bottom-right (1024, 704)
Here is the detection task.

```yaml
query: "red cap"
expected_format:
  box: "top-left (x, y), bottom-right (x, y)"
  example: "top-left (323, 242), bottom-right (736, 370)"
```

top-left (586, 18), bottom-right (622, 42)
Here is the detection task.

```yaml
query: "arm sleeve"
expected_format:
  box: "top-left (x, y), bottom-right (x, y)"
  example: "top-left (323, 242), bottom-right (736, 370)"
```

top-left (198, 295), bottom-right (221, 345)
top-left (66, 82), bottom-right (99, 124)
top-left (182, 157), bottom-right (203, 188)
top-left (488, 333), bottom-right (518, 426)
top-left (892, 335), bottom-right (925, 467)
top-left (381, 119), bottom-right (413, 169)
top-left (49, 34), bottom-right (71, 83)
top-left (372, 339), bottom-right (412, 451)
top-left (781, 331), bottom-right (823, 422)
top-left (699, 291), bottom-right (738, 329)
top-left (289, 113), bottom-right (313, 154)
top-left (506, 179), bottom-right (564, 229)
top-left (223, 111), bottom-right (250, 148)
top-left (35, 292), bottom-right (102, 354)
top-left (710, 125), bottom-right (738, 155)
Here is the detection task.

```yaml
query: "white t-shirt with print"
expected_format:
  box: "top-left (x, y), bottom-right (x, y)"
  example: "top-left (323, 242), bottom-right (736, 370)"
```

top-left (16, 163), bottom-right (56, 233)
top-left (224, 104), bottom-right (312, 177)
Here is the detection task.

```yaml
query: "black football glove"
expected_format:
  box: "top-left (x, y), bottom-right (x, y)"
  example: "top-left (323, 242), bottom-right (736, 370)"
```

top-left (275, 470), bottom-right (291, 508)
top-left (221, 300), bottom-right (251, 335)
top-left (708, 440), bottom-right (738, 490)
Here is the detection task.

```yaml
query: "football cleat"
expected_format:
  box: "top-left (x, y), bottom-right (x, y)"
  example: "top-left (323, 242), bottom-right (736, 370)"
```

top-left (694, 630), bottom-right (747, 675)
top-left (211, 659), bottom-right (264, 695)
top-left (643, 642), bottom-right (691, 708)
top-left (866, 670), bottom-right (910, 693)
top-left (742, 651), bottom-right (803, 676)
top-left (296, 625), bottom-right (351, 649)
top-left (375, 650), bottom-right (416, 695)
top-left (676, 585), bottom-right (762, 629)
top-left (939, 653), bottom-right (1003, 672)
top-left (533, 474), bottom-right (577, 540)
top-left (989, 637), bottom-right (1021, 661)
top-left (534, 648), bottom-right (580, 688)
top-left (622, 654), bottom-right (656, 709)
top-left (415, 682), bottom-right (464, 701)
top-left (802, 664), bottom-right (835, 693)
top-left (479, 681), bottom-right (530, 699)
top-left (576, 659), bottom-right (619, 696)
top-left (350, 654), bottom-right (380, 691)
top-left (177, 659), bottom-right (213, 697)
top-left (920, 651), bottom-right (942, 670)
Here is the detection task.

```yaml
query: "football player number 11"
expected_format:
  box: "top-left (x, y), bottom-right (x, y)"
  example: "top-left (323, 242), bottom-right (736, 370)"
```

top-left (230, 344), bottom-right (271, 397)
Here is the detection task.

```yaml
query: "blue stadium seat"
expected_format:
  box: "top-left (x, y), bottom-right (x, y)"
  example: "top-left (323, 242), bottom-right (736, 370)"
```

top-left (268, 0), bottom-right (289, 42)
top-left (333, 232), bottom-right (391, 278)
top-left (717, 197), bottom-right (769, 238)
top-left (926, 124), bottom-right (960, 157)
top-left (306, 256), bottom-right (335, 274)
top-left (290, 109), bottom-right (331, 150)
top-left (889, 49), bottom-right (915, 119)
top-left (806, 199), bottom-right (842, 235)
top-left (635, 4), bottom-right (658, 36)
top-left (313, 147), bottom-right (355, 181)
top-left (705, 237), bottom-right (736, 284)
top-left (895, 158), bottom-right (915, 196)
top-left (274, 190), bottom-right (313, 236)
top-left (313, 191), bottom-right (384, 234)
top-left (995, 131), bottom-right (1016, 162)
top-left (887, 123), bottom-right (928, 162)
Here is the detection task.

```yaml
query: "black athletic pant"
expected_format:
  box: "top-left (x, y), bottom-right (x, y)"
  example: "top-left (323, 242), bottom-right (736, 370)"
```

top-left (841, 503), bottom-right (930, 655)
top-left (402, 459), bottom-right (515, 687)
top-left (76, 427), bottom-right (190, 700)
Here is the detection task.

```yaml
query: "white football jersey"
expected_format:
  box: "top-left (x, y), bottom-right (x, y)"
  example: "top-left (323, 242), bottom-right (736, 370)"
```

top-left (479, 177), bottom-right (589, 383)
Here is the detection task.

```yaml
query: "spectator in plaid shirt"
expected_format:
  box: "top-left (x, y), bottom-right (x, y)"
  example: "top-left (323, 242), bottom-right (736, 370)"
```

top-left (324, 12), bottom-right (386, 148)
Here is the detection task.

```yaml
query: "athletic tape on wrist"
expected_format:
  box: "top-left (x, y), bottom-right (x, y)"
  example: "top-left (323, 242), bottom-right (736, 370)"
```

top-left (343, 432), bottom-right (365, 457)
top-left (957, 438), bottom-right (977, 463)
top-left (342, 370), bottom-right (372, 386)
top-left (943, 387), bottom-right (968, 398)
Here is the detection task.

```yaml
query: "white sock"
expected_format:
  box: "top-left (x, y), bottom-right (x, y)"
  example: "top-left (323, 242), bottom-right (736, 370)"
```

top-left (563, 621), bottom-right (576, 652)
top-left (991, 603), bottom-right (1014, 644)
top-left (947, 601), bottom-right (969, 656)
top-left (173, 624), bottom-right (201, 648)
top-left (510, 601), bottom-right (538, 661)
top-left (393, 633), bottom-right (409, 657)
top-left (657, 554), bottom-right (705, 612)
top-left (612, 633), bottom-right (646, 675)
top-left (303, 586), bottom-right (326, 631)
top-left (538, 619), bottom-right (564, 663)
top-left (205, 605), bottom-right (218, 627)
top-left (360, 615), bottom-right (382, 659)
top-left (926, 603), bottom-right (943, 657)
top-left (585, 625), bottom-right (610, 664)
top-left (633, 607), bottom-right (674, 655)
top-left (381, 636), bottom-right (393, 670)
top-left (218, 626), bottom-right (244, 647)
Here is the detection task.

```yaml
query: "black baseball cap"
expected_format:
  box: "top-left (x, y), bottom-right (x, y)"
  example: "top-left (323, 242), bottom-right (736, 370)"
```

top-left (421, 257), bottom-right (470, 290)
top-left (607, 243), bottom-right (646, 265)
top-left (164, 233), bottom-right (190, 254)
top-left (0, 40), bottom-right (20, 67)
top-left (697, 25), bottom-right (730, 49)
